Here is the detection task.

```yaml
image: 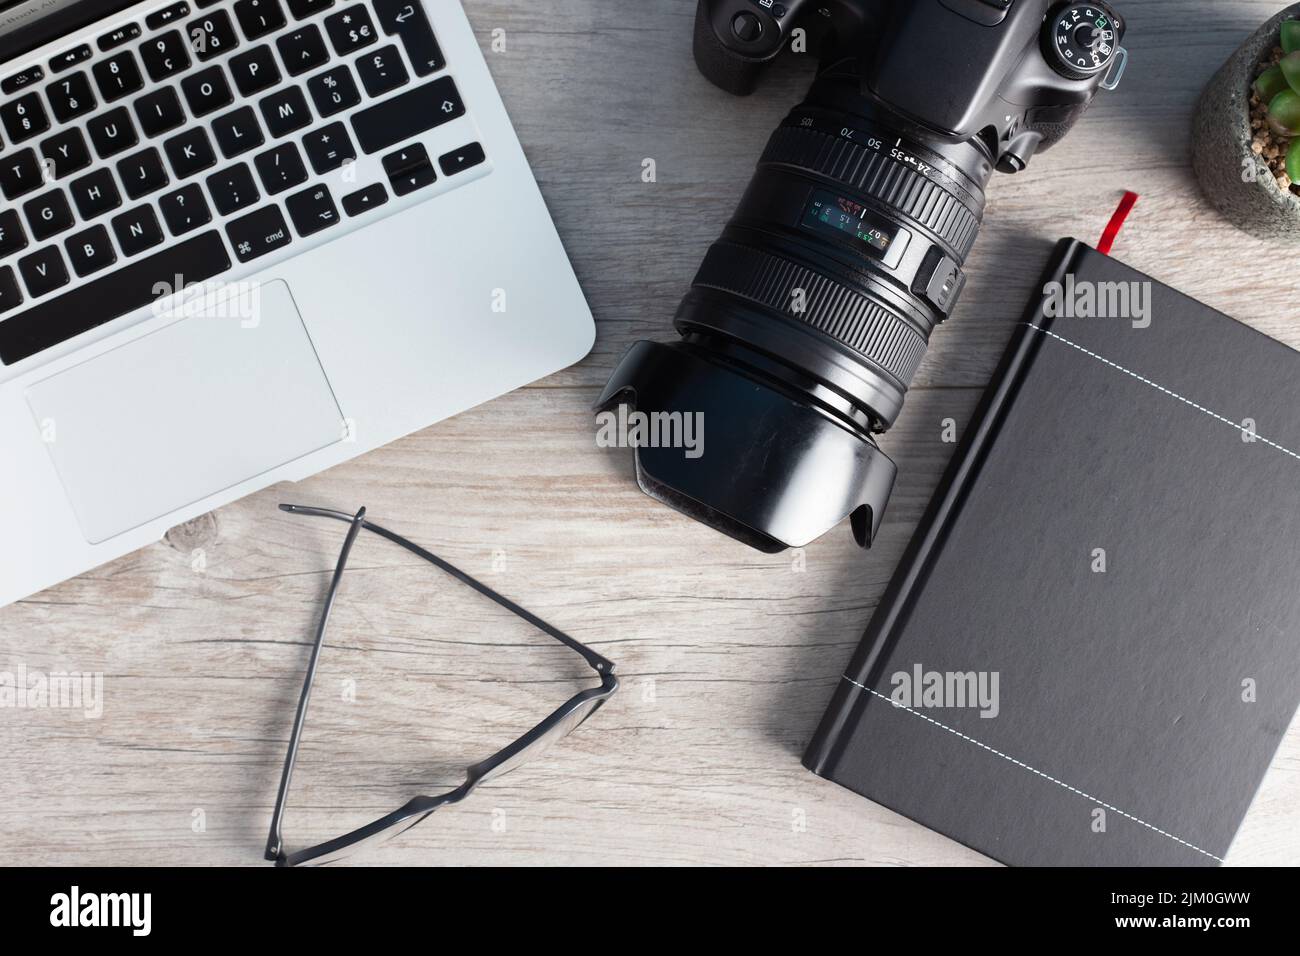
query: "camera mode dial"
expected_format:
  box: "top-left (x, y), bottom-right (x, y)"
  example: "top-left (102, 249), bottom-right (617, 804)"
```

top-left (1043, 4), bottom-right (1120, 81)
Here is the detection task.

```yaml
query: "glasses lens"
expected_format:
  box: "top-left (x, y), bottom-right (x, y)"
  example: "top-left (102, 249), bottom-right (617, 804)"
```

top-left (477, 694), bottom-right (604, 785)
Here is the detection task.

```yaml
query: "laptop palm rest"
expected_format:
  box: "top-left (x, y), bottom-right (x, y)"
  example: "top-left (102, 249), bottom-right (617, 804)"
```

top-left (25, 280), bottom-right (344, 545)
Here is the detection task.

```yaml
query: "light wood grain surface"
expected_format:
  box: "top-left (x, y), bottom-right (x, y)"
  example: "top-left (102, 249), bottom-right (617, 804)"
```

top-left (3, 0), bottom-right (1298, 866)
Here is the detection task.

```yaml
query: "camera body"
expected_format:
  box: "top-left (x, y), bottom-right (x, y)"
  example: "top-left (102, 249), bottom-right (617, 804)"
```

top-left (597, 1), bottom-right (1126, 554)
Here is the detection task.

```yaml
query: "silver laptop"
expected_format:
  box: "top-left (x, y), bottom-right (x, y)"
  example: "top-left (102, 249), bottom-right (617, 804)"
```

top-left (0, 0), bottom-right (594, 606)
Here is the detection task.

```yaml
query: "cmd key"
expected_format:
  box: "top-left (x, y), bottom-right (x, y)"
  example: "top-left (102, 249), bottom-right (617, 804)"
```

top-left (349, 76), bottom-right (463, 154)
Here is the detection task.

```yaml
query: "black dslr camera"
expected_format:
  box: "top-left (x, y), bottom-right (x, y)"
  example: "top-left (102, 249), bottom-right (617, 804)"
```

top-left (597, 0), bottom-right (1126, 552)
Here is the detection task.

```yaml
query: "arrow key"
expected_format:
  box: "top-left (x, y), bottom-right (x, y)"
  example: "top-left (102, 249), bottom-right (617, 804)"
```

top-left (381, 143), bottom-right (435, 196)
top-left (341, 182), bottom-right (388, 216)
top-left (438, 142), bottom-right (485, 177)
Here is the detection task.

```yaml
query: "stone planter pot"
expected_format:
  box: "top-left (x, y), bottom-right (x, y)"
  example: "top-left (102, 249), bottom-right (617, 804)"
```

top-left (1193, 4), bottom-right (1300, 242)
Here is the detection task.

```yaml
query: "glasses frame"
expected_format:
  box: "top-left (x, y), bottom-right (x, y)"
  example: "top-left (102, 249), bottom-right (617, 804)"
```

top-left (264, 504), bottom-right (618, 867)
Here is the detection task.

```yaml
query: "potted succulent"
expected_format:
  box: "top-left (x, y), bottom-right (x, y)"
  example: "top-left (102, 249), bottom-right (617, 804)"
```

top-left (1194, 5), bottom-right (1300, 241)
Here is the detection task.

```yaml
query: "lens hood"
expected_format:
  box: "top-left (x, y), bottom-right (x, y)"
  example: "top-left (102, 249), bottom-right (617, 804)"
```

top-left (596, 340), bottom-right (897, 552)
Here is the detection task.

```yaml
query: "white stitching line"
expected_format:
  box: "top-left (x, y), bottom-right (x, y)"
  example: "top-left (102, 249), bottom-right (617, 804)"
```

top-left (839, 676), bottom-right (1224, 862)
top-left (1026, 324), bottom-right (1300, 462)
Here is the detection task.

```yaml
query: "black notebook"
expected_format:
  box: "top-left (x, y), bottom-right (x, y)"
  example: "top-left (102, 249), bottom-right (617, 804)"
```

top-left (805, 239), bottom-right (1300, 866)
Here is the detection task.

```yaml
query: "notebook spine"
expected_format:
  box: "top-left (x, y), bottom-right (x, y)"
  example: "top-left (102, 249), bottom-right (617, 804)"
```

top-left (802, 238), bottom-right (1086, 779)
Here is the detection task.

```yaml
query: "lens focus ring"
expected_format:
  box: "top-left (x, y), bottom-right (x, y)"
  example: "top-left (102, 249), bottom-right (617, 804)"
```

top-left (762, 125), bottom-right (983, 257)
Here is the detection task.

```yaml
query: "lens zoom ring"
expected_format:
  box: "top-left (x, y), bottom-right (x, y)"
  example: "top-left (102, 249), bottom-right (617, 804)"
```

top-left (763, 126), bottom-right (982, 257)
top-left (694, 243), bottom-right (929, 388)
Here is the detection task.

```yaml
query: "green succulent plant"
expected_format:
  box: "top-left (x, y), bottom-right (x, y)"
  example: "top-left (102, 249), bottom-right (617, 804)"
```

top-left (1254, 20), bottom-right (1300, 181)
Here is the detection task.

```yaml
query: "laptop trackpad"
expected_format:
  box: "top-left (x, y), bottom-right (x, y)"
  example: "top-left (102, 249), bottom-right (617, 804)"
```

top-left (26, 280), bottom-right (343, 544)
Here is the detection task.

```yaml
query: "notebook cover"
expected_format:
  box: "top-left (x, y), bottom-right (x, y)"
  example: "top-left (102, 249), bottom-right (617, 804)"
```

top-left (804, 238), bottom-right (1300, 866)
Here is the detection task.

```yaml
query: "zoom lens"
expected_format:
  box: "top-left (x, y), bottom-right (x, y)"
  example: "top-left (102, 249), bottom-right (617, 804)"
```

top-left (597, 74), bottom-right (996, 552)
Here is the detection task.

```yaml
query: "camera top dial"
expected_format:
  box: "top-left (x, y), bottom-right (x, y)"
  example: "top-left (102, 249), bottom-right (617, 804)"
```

top-left (1044, 4), bottom-right (1121, 80)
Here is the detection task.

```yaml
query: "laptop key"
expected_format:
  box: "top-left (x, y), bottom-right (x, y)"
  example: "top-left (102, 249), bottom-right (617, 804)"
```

top-left (40, 128), bottom-right (92, 179)
top-left (24, 189), bottom-right (75, 241)
top-left (181, 65), bottom-right (234, 117)
top-left (285, 183), bottom-right (339, 236)
top-left (159, 183), bottom-right (212, 235)
top-left (373, 0), bottom-right (444, 76)
top-left (86, 107), bottom-right (139, 159)
top-left (98, 24), bottom-right (142, 52)
top-left (117, 147), bottom-right (170, 199)
top-left (163, 127), bottom-right (218, 180)
top-left (234, 0), bottom-right (286, 40)
top-left (302, 122), bottom-right (354, 173)
top-left (381, 143), bottom-right (433, 196)
top-left (140, 30), bottom-right (192, 82)
top-left (356, 44), bottom-right (407, 97)
top-left (64, 224), bottom-right (117, 277)
top-left (277, 25), bottom-right (329, 76)
top-left (134, 86), bottom-right (186, 136)
top-left (229, 44), bottom-right (281, 96)
top-left (69, 168), bottom-right (122, 219)
top-left (226, 204), bottom-right (291, 262)
top-left (307, 64), bottom-right (360, 117)
top-left (341, 182), bottom-right (386, 216)
top-left (438, 142), bottom-right (485, 177)
top-left (46, 71), bottom-right (97, 122)
top-left (50, 45), bottom-right (93, 74)
top-left (18, 246), bottom-right (70, 298)
top-left (350, 76), bottom-right (463, 154)
top-left (206, 163), bottom-right (260, 214)
top-left (0, 266), bottom-right (21, 314)
top-left (212, 106), bottom-right (265, 158)
top-left (0, 231), bottom-right (231, 366)
top-left (254, 142), bottom-right (307, 194)
top-left (189, 10), bottom-right (240, 61)
top-left (286, 0), bottom-right (333, 19)
top-left (111, 205), bottom-right (165, 256)
top-left (259, 86), bottom-right (311, 137)
top-left (92, 51), bottom-right (144, 102)
top-left (0, 210), bottom-right (29, 258)
top-left (1, 93), bottom-right (49, 143)
top-left (1, 148), bottom-right (44, 200)
top-left (324, 5), bottom-right (377, 56)
top-left (146, 3), bottom-right (192, 31)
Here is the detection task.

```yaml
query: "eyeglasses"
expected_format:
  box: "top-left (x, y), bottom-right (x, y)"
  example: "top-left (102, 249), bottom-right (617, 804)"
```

top-left (264, 504), bottom-right (618, 867)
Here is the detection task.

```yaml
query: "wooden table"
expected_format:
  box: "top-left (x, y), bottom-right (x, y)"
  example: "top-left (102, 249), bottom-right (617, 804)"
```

top-left (3, 0), bottom-right (1297, 866)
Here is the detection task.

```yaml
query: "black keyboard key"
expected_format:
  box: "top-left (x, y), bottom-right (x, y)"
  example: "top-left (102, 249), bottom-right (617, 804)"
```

top-left (18, 246), bottom-right (69, 298)
top-left (226, 204), bottom-right (291, 261)
top-left (356, 45), bottom-right (407, 97)
top-left (50, 45), bottom-right (93, 74)
top-left (64, 224), bottom-right (117, 277)
top-left (163, 126), bottom-right (218, 178)
top-left (0, 266), bottom-right (21, 315)
top-left (23, 189), bottom-right (74, 240)
top-left (117, 147), bottom-right (170, 199)
top-left (350, 76), bottom-right (463, 154)
top-left (1, 148), bottom-right (44, 199)
top-left (373, 0), bottom-right (443, 76)
top-left (98, 23), bottom-right (142, 52)
top-left (188, 10), bottom-right (240, 61)
top-left (0, 232), bottom-right (232, 366)
top-left (260, 86), bottom-right (311, 137)
top-left (181, 65), bottom-right (234, 117)
top-left (276, 25), bottom-right (329, 76)
top-left (140, 29), bottom-right (192, 81)
top-left (229, 44), bottom-right (280, 96)
top-left (1, 93), bottom-right (49, 143)
top-left (92, 51), bottom-right (144, 102)
top-left (146, 3), bottom-right (192, 31)
top-left (382, 143), bottom-right (434, 196)
top-left (438, 141), bottom-right (485, 177)
top-left (341, 182), bottom-right (386, 216)
top-left (40, 128), bottom-right (91, 179)
top-left (205, 163), bottom-right (259, 214)
top-left (324, 5), bottom-right (377, 55)
top-left (287, 0), bottom-right (333, 19)
top-left (285, 183), bottom-right (339, 236)
top-left (254, 141), bottom-right (307, 194)
top-left (45, 71), bottom-right (96, 122)
top-left (302, 121), bottom-right (355, 173)
top-left (0, 210), bottom-right (28, 258)
top-left (111, 205), bottom-right (165, 256)
top-left (212, 106), bottom-right (264, 158)
top-left (2, 65), bottom-right (44, 96)
top-left (69, 168), bottom-right (122, 218)
top-left (133, 86), bottom-right (186, 136)
top-left (307, 64), bottom-right (360, 117)
top-left (234, 0), bottom-right (286, 40)
top-left (159, 183), bottom-right (211, 235)
top-left (86, 107), bottom-right (138, 158)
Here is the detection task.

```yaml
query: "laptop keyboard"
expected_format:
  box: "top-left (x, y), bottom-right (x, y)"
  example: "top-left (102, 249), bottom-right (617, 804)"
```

top-left (0, 0), bottom-right (486, 366)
